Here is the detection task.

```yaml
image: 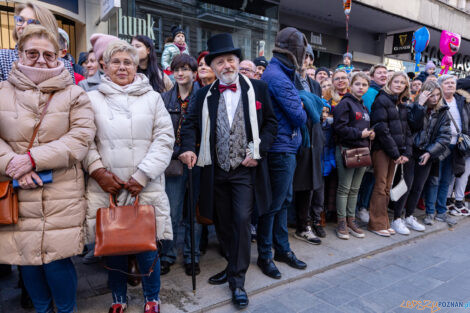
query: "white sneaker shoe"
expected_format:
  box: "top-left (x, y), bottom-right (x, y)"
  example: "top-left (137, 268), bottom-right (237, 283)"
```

top-left (405, 215), bottom-right (425, 232)
top-left (357, 208), bottom-right (369, 223)
top-left (391, 218), bottom-right (410, 235)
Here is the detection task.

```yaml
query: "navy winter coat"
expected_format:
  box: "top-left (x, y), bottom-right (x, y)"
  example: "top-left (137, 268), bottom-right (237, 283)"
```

top-left (262, 56), bottom-right (307, 153)
top-left (333, 93), bottom-right (371, 148)
top-left (370, 90), bottom-right (412, 160)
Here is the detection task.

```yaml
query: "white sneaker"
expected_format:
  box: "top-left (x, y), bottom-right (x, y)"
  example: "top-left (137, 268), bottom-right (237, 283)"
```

top-left (391, 218), bottom-right (410, 235)
top-left (405, 215), bottom-right (425, 232)
top-left (357, 208), bottom-right (369, 223)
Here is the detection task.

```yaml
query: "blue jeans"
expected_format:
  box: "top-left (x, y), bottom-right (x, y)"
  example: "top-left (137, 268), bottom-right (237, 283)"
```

top-left (21, 258), bottom-right (77, 313)
top-left (356, 171), bottom-right (375, 211)
top-left (257, 153), bottom-right (296, 260)
top-left (161, 165), bottom-right (201, 264)
top-left (425, 145), bottom-right (455, 215)
top-left (106, 250), bottom-right (160, 304)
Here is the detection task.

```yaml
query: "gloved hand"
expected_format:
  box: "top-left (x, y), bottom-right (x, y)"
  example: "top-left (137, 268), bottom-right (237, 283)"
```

top-left (125, 177), bottom-right (144, 197)
top-left (90, 168), bottom-right (124, 195)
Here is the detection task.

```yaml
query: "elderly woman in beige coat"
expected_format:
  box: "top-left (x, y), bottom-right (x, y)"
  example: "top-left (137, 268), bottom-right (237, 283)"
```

top-left (83, 39), bottom-right (174, 313)
top-left (0, 25), bottom-right (95, 313)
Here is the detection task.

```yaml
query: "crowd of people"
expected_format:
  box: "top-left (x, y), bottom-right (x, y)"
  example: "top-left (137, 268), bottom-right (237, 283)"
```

top-left (0, 2), bottom-right (470, 313)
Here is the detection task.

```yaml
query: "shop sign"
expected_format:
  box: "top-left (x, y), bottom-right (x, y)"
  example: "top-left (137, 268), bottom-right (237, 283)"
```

top-left (309, 31), bottom-right (347, 54)
top-left (101, 0), bottom-right (120, 21)
top-left (118, 8), bottom-right (161, 43)
top-left (391, 31), bottom-right (413, 54)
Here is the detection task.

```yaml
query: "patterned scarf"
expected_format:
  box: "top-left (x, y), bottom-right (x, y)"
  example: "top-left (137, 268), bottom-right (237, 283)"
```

top-left (176, 94), bottom-right (190, 145)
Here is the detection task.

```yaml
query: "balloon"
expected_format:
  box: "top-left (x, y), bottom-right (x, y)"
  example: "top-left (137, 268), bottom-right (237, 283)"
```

top-left (439, 30), bottom-right (461, 75)
top-left (343, 0), bottom-right (351, 15)
top-left (412, 27), bottom-right (430, 72)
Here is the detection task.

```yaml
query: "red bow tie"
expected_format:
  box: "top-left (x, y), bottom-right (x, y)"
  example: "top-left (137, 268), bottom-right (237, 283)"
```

top-left (219, 83), bottom-right (237, 93)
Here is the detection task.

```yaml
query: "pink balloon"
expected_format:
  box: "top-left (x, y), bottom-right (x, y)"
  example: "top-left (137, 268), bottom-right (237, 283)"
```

top-left (439, 30), bottom-right (461, 75)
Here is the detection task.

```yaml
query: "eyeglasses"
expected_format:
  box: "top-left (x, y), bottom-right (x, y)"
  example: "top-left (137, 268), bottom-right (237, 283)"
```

top-left (109, 59), bottom-right (135, 68)
top-left (14, 16), bottom-right (40, 26)
top-left (23, 49), bottom-right (57, 63)
top-left (240, 67), bottom-right (255, 74)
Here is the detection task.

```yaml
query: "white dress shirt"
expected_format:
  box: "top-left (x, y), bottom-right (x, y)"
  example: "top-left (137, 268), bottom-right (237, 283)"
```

top-left (220, 76), bottom-right (241, 128)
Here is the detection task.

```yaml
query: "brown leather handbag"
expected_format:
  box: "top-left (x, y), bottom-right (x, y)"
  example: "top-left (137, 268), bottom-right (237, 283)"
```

top-left (94, 195), bottom-right (157, 257)
top-left (0, 181), bottom-right (18, 224)
top-left (342, 146), bottom-right (372, 168)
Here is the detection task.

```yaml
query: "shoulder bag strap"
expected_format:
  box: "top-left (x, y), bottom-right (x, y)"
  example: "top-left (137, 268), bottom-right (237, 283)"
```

top-left (27, 93), bottom-right (54, 151)
top-left (447, 111), bottom-right (461, 134)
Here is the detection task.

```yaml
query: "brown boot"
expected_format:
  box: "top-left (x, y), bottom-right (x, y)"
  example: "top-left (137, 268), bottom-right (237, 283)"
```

top-left (336, 217), bottom-right (349, 240)
top-left (347, 217), bottom-right (365, 238)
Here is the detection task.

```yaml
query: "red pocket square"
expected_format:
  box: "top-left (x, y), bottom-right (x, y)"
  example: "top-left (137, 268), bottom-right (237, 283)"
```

top-left (256, 101), bottom-right (262, 110)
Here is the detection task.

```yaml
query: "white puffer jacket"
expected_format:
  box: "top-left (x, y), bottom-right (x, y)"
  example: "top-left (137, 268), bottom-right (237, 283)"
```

top-left (83, 74), bottom-right (174, 244)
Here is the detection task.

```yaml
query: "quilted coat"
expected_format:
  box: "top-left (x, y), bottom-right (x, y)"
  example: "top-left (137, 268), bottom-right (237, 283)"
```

top-left (0, 63), bottom-right (96, 265)
top-left (84, 74), bottom-right (174, 244)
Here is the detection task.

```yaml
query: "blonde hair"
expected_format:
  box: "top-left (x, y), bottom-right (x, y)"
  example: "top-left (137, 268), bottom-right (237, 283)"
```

top-left (14, 2), bottom-right (59, 42)
top-left (383, 71), bottom-right (410, 104)
top-left (419, 80), bottom-right (444, 109)
top-left (17, 24), bottom-right (59, 52)
top-left (329, 69), bottom-right (349, 104)
top-left (103, 40), bottom-right (139, 66)
top-left (350, 72), bottom-right (370, 86)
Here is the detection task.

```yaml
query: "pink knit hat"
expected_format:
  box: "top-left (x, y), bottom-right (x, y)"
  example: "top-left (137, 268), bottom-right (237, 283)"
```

top-left (90, 33), bottom-right (119, 62)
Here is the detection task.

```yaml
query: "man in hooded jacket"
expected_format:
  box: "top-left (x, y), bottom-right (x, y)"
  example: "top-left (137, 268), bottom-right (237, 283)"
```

top-left (257, 27), bottom-right (308, 280)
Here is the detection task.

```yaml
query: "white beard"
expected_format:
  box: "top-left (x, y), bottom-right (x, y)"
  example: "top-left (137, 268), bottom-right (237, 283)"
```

top-left (218, 71), bottom-right (239, 85)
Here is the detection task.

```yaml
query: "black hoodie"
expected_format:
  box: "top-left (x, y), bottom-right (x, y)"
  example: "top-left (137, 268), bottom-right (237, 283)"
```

top-left (333, 93), bottom-right (371, 148)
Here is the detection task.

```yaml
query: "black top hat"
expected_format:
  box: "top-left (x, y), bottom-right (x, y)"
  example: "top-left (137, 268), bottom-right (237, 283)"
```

top-left (205, 33), bottom-right (242, 66)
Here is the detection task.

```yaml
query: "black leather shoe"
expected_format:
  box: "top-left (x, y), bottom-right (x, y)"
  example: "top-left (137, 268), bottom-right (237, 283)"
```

top-left (160, 261), bottom-right (171, 276)
top-left (274, 251), bottom-right (307, 270)
top-left (257, 258), bottom-right (281, 279)
top-left (232, 287), bottom-right (249, 309)
top-left (184, 262), bottom-right (201, 276)
top-left (208, 270), bottom-right (227, 285)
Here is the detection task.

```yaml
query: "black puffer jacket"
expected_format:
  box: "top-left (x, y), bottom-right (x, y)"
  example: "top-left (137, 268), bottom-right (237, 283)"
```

top-left (333, 93), bottom-right (370, 148)
top-left (408, 102), bottom-right (451, 160)
top-left (370, 90), bottom-right (412, 160)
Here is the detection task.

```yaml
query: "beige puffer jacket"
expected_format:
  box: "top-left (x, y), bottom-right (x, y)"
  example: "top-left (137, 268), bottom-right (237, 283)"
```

top-left (0, 64), bottom-right (96, 265)
top-left (84, 74), bottom-right (174, 244)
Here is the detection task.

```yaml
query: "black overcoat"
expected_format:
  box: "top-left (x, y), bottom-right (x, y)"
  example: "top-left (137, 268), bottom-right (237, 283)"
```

top-left (179, 74), bottom-right (278, 220)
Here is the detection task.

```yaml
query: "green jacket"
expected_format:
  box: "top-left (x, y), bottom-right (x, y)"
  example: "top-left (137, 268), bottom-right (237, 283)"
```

top-left (161, 43), bottom-right (189, 70)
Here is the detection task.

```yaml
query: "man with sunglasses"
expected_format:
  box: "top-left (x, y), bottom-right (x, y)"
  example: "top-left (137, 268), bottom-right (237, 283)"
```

top-left (0, 3), bottom-right (75, 83)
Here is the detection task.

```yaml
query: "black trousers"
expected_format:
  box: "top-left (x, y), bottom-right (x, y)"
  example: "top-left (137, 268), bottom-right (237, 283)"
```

top-left (390, 156), bottom-right (432, 219)
top-left (295, 184), bottom-right (324, 232)
top-left (214, 165), bottom-right (253, 290)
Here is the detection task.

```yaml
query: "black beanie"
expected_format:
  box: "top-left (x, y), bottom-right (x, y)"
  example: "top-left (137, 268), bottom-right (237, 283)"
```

top-left (253, 56), bottom-right (268, 68)
top-left (171, 26), bottom-right (185, 39)
top-left (315, 67), bottom-right (330, 78)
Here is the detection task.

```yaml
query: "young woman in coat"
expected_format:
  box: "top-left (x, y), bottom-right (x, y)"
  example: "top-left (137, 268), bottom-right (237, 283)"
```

top-left (0, 25), bottom-right (96, 313)
top-left (0, 2), bottom-right (74, 83)
top-left (333, 72), bottom-right (375, 239)
top-left (390, 81), bottom-right (451, 235)
top-left (368, 72), bottom-right (412, 237)
top-left (84, 40), bottom-right (174, 313)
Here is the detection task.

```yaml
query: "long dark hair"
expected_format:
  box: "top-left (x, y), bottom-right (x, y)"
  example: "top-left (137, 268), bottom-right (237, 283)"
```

top-left (132, 35), bottom-right (165, 93)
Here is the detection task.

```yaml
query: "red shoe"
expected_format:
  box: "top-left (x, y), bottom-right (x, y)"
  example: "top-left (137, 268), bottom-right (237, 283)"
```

top-left (417, 198), bottom-right (425, 210)
top-left (144, 301), bottom-right (160, 313)
top-left (109, 303), bottom-right (127, 313)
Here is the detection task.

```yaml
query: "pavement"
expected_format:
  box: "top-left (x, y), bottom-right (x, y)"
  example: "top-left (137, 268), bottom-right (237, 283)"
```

top-left (0, 208), bottom-right (468, 313)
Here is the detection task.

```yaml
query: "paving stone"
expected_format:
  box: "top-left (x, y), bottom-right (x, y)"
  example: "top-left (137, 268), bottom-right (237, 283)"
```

top-left (295, 277), bottom-right (331, 294)
top-left (360, 289), bottom-right (405, 312)
top-left (298, 299), bottom-right (346, 313)
top-left (418, 261), bottom-right (466, 282)
top-left (341, 298), bottom-right (386, 313)
top-left (315, 287), bottom-right (357, 306)
top-left (276, 288), bottom-right (318, 312)
top-left (340, 277), bottom-right (376, 296)
top-left (386, 273), bottom-right (444, 298)
top-left (250, 299), bottom-right (296, 313)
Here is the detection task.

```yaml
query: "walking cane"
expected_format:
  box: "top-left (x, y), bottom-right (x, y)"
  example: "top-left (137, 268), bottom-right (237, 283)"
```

top-left (188, 167), bottom-right (196, 295)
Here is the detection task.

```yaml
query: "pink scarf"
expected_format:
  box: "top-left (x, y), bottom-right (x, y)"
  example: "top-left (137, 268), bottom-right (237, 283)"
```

top-left (175, 42), bottom-right (186, 53)
top-left (17, 61), bottom-right (65, 85)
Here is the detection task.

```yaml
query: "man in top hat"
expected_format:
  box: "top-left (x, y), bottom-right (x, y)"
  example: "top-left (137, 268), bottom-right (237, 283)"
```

top-left (179, 33), bottom-right (277, 309)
